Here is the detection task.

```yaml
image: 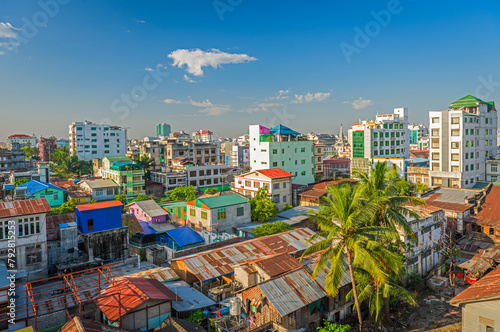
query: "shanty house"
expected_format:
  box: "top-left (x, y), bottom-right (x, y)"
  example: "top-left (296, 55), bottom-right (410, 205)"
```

top-left (163, 281), bottom-right (216, 319)
top-left (128, 199), bottom-right (168, 223)
top-left (451, 265), bottom-right (500, 331)
top-left (79, 178), bottom-right (119, 202)
top-left (186, 194), bottom-right (250, 233)
top-left (466, 185), bottom-right (500, 242)
top-left (171, 228), bottom-right (317, 298)
top-left (18, 180), bottom-right (65, 207)
top-left (95, 277), bottom-right (179, 331)
top-left (241, 268), bottom-right (326, 331)
top-left (160, 226), bottom-right (205, 251)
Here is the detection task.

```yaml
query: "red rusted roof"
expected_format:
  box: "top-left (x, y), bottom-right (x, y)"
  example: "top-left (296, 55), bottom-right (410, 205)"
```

top-left (8, 134), bottom-right (32, 138)
top-left (95, 277), bottom-right (180, 323)
top-left (75, 200), bottom-right (123, 212)
top-left (451, 265), bottom-right (500, 305)
top-left (245, 253), bottom-right (303, 277)
top-left (470, 186), bottom-right (500, 228)
top-left (0, 198), bottom-right (51, 218)
top-left (46, 213), bottom-right (76, 241)
top-left (51, 181), bottom-right (77, 189)
top-left (256, 168), bottom-right (295, 179)
top-left (310, 179), bottom-right (356, 190)
top-left (322, 158), bottom-right (349, 164)
top-left (68, 190), bottom-right (92, 198)
top-left (424, 191), bottom-right (475, 213)
top-left (299, 189), bottom-right (325, 198)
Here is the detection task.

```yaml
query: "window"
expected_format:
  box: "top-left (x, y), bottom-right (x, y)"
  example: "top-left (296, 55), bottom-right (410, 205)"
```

top-left (451, 142), bottom-right (459, 149)
top-left (374, 142), bottom-right (378, 147)
top-left (431, 117), bottom-right (439, 123)
top-left (106, 188), bottom-right (114, 196)
top-left (451, 117), bottom-right (460, 124)
top-left (374, 150), bottom-right (378, 156)
top-left (272, 162), bottom-right (278, 167)
top-left (237, 207), bottom-right (244, 216)
top-left (273, 149), bottom-right (277, 154)
top-left (373, 133), bottom-right (378, 138)
top-left (254, 182), bottom-right (260, 188)
top-left (245, 180), bottom-right (251, 187)
top-left (431, 129), bottom-right (439, 136)
top-left (88, 219), bottom-right (94, 231)
top-left (301, 159), bottom-right (305, 164)
top-left (272, 194), bottom-right (280, 203)
top-left (273, 183), bottom-right (280, 190)
top-left (465, 165), bottom-right (469, 171)
top-left (301, 147), bottom-right (305, 152)
top-left (301, 171), bottom-right (306, 176)
top-left (190, 208), bottom-right (196, 216)
top-left (432, 153), bottom-right (439, 160)
top-left (451, 154), bottom-right (459, 161)
top-left (217, 208), bottom-right (227, 220)
top-left (465, 141), bottom-right (469, 147)
top-left (96, 189), bottom-right (103, 196)
top-left (451, 130), bottom-right (460, 136)
top-left (201, 211), bottom-right (207, 219)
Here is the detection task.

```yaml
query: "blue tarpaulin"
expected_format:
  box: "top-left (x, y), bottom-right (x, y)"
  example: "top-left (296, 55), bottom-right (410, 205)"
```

top-left (165, 227), bottom-right (204, 247)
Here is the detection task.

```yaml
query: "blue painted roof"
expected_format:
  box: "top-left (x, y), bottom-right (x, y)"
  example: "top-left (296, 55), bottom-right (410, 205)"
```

top-left (139, 221), bottom-right (156, 235)
top-left (269, 124), bottom-right (300, 135)
top-left (19, 180), bottom-right (64, 196)
top-left (3, 184), bottom-right (14, 190)
top-left (165, 227), bottom-right (204, 247)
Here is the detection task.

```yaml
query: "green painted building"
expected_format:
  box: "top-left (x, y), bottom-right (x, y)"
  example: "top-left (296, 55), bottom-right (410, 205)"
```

top-left (20, 180), bottom-right (65, 208)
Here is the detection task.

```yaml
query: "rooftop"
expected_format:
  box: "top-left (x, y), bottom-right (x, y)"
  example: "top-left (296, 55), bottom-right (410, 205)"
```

top-left (269, 124), bottom-right (300, 136)
top-left (424, 187), bottom-right (480, 212)
top-left (154, 316), bottom-right (207, 332)
top-left (467, 186), bottom-right (500, 229)
top-left (165, 227), bottom-right (205, 247)
top-left (164, 281), bottom-right (216, 312)
top-left (79, 178), bottom-right (119, 189)
top-left (19, 180), bottom-right (64, 196)
top-left (255, 168), bottom-right (295, 179)
top-left (46, 213), bottom-right (76, 241)
top-left (449, 95), bottom-right (495, 111)
top-left (451, 265), bottom-right (500, 306)
top-left (172, 228), bottom-right (317, 282)
top-left (0, 198), bottom-right (51, 218)
top-left (237, 253), bottom-right (303, 278)
top-left (59, 316), bottom-right (135, 332)
top-left (188, 194), bottom-right (249, 210)
top-left (75, 200), bottom-right (123, 212)
top-left (256, 268), bottom-right (326, 317)
top-left (129, 199), bottom-right (168, 218)
top-left (95, 277), bottom-right (180, 323)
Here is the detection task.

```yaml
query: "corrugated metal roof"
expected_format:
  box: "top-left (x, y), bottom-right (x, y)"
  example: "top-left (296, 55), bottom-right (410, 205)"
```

top-left (470, 186), bottom-right (500, 228)
top-left (173, 228), bottom-right (317, 282)
top-left (154, 316), bottom-right (207, 332)
top-left (128, 200), bottom-right (167, 218)
top-left (68, 190), bottom-right (92, 198)
top-left (115, 266), bottom-right (179, 283)
top-left (79, 179), bottom-right (119, 189)
top-left (258, 268), bottom-right (326, 316)
top-left (95, 277), bottom-right (180, 323)
top-left (239, 253), bottom-right (303, 278)
top-left (164, 281), bottom-right (215, 312)
top-left (46, 213), bottom-right (76, 241)
top-left (451, 264), bottom-right (500, 305)
top-left (75, 200), bottom-right (123, 212)
top-left (424, 188), bottom-right (479, 212)
top-left (0, 198), bottom-right (52, 218)
top-left (165, 227), bottom-right (205, 247)
top-left (188, 194), bottom-right (249, 210)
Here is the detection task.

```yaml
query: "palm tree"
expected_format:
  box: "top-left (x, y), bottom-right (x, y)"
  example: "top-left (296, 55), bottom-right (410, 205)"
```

top-left (301, 184), bottom-right (402, 331)
top-left (134, 154), bottom-right (156, 169)
top-left (354, 161), bottom-right (424, 241)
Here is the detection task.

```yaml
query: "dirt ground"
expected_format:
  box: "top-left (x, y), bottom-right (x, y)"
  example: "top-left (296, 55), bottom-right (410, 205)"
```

top-left (388, 288), bottom-right (463, 332)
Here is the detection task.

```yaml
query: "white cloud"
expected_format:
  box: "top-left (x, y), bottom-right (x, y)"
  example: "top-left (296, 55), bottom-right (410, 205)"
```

top-left (183, 74), bottom-right (196, 83)
top-left (0, 51), bottom-right (4, 55)
top-left (291, 92), bottom-right (331, 104)
top-left (163, 98), bottom-right (183, 104)
top-left (239, 102), bottom-right (282, 113)
top-left (343, 97), bottom-right (374, 110)
top-left (0, 22), bottom-right (19, 39)
top-left (168, 48), bottom-right (257, 77)
top-left (162, 97), bottom-right (230, 116)
top-left (270, 88), bottom-right (290, 100)
top-left (135, 19), bottom-right (146, 23)
top-left (145, 67), bottom-right (153, 72)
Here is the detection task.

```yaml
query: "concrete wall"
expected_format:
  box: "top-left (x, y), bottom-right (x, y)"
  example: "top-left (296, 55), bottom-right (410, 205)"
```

top-left (81, 227), bottom-right (129, 261)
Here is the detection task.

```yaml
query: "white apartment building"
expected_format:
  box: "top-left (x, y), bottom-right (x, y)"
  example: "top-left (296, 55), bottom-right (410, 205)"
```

top-left (69, 121), bottom-right (127, 161)
top-left (231, 168), bottom-right (294, 210)
top-left (349, 108), bottom-right (410, 177)
top-left (192, 130), bottom-right (215, 143)
top-left (249, 124), bottom-right (314, 186)
top-left (486, 155), bottom-right (500, 182)
top-left (401, 206), bottom-right (445, 276)
top-left (429, 95), bottom-right (497, 188)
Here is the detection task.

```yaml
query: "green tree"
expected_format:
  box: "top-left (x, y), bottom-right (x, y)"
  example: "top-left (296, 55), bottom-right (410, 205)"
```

top-left (282, 203), bottom-right (293, 211)
top-left (252, 221), bottom-right (293, 237)
top-left (115, 194), bottom-right (127, 204)
top-left (131, 194), bottom-right (154, 202)
top-left (163, 186), bottom-right (197, 202)
top-left (134, 155), bottom-right (155, 180)
top-left (316, 320), bottom-right (351, 332)
top-left (52, 146), bottom-right (69, 165)
top-left (14, 177), bottom-right (30, 188)
top-left (302, 184), bottom-right (402, 331)
top-left (415, 182), bottom-right (429, 194)
top-left (47, 198), bottom-right (78, 215)
top-left (21, 145), bottom-right (39, 161)
top-left (204, 188), bottom-right (219, 195)
top-left (250, 187), bottom-right (278, 222)
top-left (186, 310), bottom-right (204, 325)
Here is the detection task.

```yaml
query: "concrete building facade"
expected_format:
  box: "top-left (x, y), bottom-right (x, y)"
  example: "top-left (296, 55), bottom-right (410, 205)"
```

top-left (69, 121), bottom-right (127, 161)
top-left (156, 123), bottom-right (171, 138)
top-left (249, 124), bottom-right (314, 186)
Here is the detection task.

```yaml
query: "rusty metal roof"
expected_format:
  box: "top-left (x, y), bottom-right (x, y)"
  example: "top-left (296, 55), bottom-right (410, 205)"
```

top-left (46, 213), bottom-right (76, 241)
top-left (68, 190), bottom-right (92, 198)
top-left (458, 245), bottom-right (500, 275)
top-left (451, 264), bottom-right (500, 306)
top-left (257, 268), bottom-right (326, 316)
top-left (0, 198), bottom-right (51, 218)
top-left (424, 188), bottom-right (479, 213)
top-left (115, 266), bottom-right (179, 283)
top-left (469, 186), bottom-right (500, 228)
top-left (242, 253), bottom-right (303, 278)
top-left (59, 316), bottom-right (137, 332)
top-left (173, 228), bottom-right (317, 282)
top-left (95, 277), bottom-right (180, 323)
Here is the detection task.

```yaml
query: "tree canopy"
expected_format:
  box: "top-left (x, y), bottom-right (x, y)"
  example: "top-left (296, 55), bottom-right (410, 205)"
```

top-left (162, 186), bottom-right (197, 202)
top-left (252, 221), bottom-right (293, 237)
top-left (250, 187), bottom-right (278, 222)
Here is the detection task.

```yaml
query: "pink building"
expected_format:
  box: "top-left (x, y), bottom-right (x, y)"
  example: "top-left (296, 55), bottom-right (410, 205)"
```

top-left (127, 199), bottom-right (168, 223)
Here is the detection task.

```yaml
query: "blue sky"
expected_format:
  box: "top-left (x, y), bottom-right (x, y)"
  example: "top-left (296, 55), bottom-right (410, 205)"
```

top-left (1, 0), bottom-right (500, 139)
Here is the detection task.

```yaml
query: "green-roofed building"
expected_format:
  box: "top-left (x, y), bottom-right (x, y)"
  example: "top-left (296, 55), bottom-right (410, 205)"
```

top-left (429, 95), bottom-right (497, 190)
top-left (186, 194), bottom-right (250, 233)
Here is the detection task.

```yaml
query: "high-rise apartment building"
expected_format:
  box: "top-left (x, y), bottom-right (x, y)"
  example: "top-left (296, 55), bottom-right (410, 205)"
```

top-left (429, 95), bottom-right (497, 188)
top-left (7, 134), bottom-right (37, 150)
top-left (69, 121), bottom-right (127, 161)
top-left (38, 137), bottom-right (57, 162)
top-left (408, 123), bottom-right (429, 145)
top-left (156, 123), bottom-right (171, 138)
top-left (249, 124), bottom-right (314, 185)
top-left (349, 108), bottom-right (410, 176)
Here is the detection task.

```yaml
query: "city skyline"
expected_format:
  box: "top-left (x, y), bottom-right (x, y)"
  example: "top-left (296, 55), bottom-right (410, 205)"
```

top-left (1, 1), bottom-right (500, 139)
